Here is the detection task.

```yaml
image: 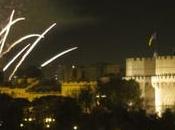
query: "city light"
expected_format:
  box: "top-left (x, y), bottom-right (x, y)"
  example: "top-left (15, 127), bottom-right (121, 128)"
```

top-left (101, 94), bottom-right (107, 98)
top-left (20, 123), bottom-right (24, 127)
top-left (46, 124), bottom-right (50, 128)
top-left (96, 94), bottom-right (107, 98)
top-left (23, 117), bottom-right (35, 122)
top-left (72, 65), bottom-right (76, 69)
top-left (96, 95), bottom-right (100, 98)
top-left (44, 117), bottom-right (56, 123)
top-left (73, 125), bottom-right (78, 130)
top-left (28, 118), bottom-right (33, 122)
top-left (44, 117), bottom-right (55, 128)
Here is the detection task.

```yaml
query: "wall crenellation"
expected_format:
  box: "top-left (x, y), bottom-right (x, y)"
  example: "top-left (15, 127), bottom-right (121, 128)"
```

top-left (127, 57), bottom-right (155, 62)
top-left (157, 55), bottom-right (175, 60)
top-left (127, 55), bottom-right (175, 62)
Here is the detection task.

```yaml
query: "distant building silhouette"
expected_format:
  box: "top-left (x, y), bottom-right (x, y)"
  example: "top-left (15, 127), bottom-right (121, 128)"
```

top-left (53, 63), bottom-right (120, 82)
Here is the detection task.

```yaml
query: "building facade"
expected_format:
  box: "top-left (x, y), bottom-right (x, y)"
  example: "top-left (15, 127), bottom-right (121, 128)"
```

top-left (125, 55), bottom-right (175, 115)
top-left (53, 63), bottom-right (120, 82)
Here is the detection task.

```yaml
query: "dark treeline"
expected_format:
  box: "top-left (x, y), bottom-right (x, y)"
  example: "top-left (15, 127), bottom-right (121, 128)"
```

top-left (0, 93), bottom-right (175, 130)
top-left (0, 75), bottom-right (175, 130)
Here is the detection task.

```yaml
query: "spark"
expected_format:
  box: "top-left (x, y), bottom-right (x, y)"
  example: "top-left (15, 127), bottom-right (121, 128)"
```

top-left (3, 44), bottom-right (30, 72)
top-left (9, 23), bottom-right (56, 80)
top-left (41, 47), bottom-right (78, 68)
top-left (1, 34), bottom-right (42, 57)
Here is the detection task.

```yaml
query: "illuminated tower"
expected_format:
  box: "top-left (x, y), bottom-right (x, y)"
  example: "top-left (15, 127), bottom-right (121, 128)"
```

top-left (125, 55), bottom-right (175, 115)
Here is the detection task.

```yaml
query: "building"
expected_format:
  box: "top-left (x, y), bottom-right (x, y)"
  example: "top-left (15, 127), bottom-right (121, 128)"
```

top-left (0, 63), bottom-right (119, 101)
top-left (125, 55), bottom-right (175, 115)
top-left (61, 81), bottom-right (97, 97)
top-left (52, 63), bottom-right (120, 82)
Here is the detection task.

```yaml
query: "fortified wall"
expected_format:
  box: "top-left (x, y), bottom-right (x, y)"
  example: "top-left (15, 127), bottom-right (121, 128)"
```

top-left (126, 57), bottom-right (156, 76)
top-left (155, 56), bottom-right (175, 75)
top-left (0, 81), bottom-right (97, 101)
top-left (61, 81), bottom-right (97, 97)
top-left (125, 55), bottom-right (175, 115)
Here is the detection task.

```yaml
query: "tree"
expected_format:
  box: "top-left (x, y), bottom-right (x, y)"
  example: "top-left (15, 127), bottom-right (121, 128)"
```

top-left (0, 94), bottom-right (30, 130)
top-left (17, 66), bottom-right (43, 79)
top-left (32, 96), bottom-right (81, 130)
top-left (97, 74), bottom-right (142, 110)
top-left (78, 86), bottom-right (95, 113)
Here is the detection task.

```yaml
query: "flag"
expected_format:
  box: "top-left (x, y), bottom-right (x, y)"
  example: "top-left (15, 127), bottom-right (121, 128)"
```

top-left (148, 32), bottom-right (156, 47)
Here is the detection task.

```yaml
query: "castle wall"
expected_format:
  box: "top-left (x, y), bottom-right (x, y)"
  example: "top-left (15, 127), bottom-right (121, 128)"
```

top-left (61, 81), bottom-right (97, 97)
top-left (126, 57), bottom-right (155, 76)
top-left (156, 56), bottom-right (175, 75)
top-left (144, 58), bottom-right (156, 76)
top-left (0, 81), bottom-right (97, 101)
top-left (152, 75), bottom-right (175, 115)
top-left (126, 58), bottom-right (144, 76)
top-left (0, 87), bottom-right (60, 101)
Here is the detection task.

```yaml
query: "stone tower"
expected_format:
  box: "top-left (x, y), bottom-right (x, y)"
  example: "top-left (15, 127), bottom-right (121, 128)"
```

top-left (125, 56), bottom-right (175, 115)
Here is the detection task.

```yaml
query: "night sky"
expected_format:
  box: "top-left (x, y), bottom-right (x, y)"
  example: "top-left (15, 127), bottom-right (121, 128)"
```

top-left (1, 0), bottom-right (175, 68)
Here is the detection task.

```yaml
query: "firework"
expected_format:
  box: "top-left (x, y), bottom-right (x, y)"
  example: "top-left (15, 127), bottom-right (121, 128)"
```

top-left (9, 23), bottom-right (56, 80)
top-left (41, 47), bottom-right (78, 67)
top-left (3, 44), bottom-right (30, 72)
top-left (0, 10), bottom-right (25, 54)
top-left (1, 34), bottom-right (42, 56)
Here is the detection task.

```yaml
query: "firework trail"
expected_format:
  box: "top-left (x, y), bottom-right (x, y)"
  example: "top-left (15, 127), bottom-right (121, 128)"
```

top-left (3, 44), bottom-right (30, 72)
top-left (0, 16), bottom-right (25, 36)
top-left (1, 34), bottom-right (42, 57)
top-left (0, 10), bottom-right (15, 54)
top-left (9, 23), bottom-right (56, 80)
top-left (0, 0), bottom-right (28, 31)
top-left (41, 47), bottom-right (78, 68)
top-left (0, 10), bottom-right (25, 54)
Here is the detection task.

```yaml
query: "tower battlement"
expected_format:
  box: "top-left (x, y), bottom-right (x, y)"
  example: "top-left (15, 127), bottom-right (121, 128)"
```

top-left (126, 57), bottom-right (155, 62)
top-left (127, 55), bottom-right (175, 61)
top-left (155, 55), bottom-right (175, 75)
top-left (157, 55), bottom-right (175, 60)
top-left (126, 57), bottom-right (156, 77)
top-left (62, 81), bottom-right (97, 86)
top-left (125, 76), bottom-right (151, 80)
top-left (152, 75), bottom-right (175, 82)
